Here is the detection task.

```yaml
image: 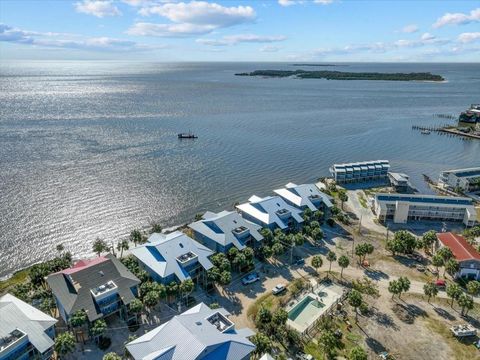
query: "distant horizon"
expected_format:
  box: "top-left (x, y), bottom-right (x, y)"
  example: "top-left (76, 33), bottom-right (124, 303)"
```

top-left (1, 1), bottom-right (479, 62)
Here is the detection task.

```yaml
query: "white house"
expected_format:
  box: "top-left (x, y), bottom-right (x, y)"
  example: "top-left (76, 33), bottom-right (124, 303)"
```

top-left (236, 195), bottom-right (303, 231)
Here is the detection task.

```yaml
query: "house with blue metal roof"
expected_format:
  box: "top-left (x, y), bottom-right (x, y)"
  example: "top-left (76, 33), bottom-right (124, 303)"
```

top-left (236, 195), bottom-right (303, 231)
top-left (125, 302), bottom-right (255, 360)
top-left (274, 182), bottom-right (333, 215)
top-left (188, 211), bottom-right (264, 253)
top-left (0, 294), bottom-right (57, 360)
top-left (131, 231), bottom-right (214, 286)
top-left (374, 193), bottom-right (477, 226)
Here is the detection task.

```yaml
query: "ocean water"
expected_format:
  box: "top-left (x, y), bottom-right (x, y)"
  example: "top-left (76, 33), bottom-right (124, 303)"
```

top-left (0, 61), bottom-right (479, 277)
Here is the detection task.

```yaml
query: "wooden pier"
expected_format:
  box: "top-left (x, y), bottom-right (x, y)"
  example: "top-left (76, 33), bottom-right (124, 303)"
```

top-left (412, 125), bottom-right (479, 140)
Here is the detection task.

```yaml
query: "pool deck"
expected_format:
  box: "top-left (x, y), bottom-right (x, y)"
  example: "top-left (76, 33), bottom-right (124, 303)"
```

top-left (286, 282), bottom-right (345, 334)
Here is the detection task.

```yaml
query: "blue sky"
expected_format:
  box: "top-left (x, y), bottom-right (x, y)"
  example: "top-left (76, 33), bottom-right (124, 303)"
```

top-left (1, 0), bottom-right (479, 61)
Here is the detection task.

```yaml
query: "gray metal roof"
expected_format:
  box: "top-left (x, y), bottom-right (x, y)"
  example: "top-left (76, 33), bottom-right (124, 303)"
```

top-left (126, 303), bottom-right (255, 360)
top-left (274, 182), bottom-right (333, 211)
top-left (0, 294), bottom-right (57, 354)
top-left (188, 211), bottom-right (264, 250)
top-left (130, 231), bottom-right (214, 282)
top-left (46, 254), bottom-right (140, 322)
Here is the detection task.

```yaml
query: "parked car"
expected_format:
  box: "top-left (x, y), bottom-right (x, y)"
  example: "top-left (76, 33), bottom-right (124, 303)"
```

top-left (416, 265), bottom-right (426, 272)
top-left (434, 279), bottom-right (446, 289)
top-left (242, 272), bottom-right (260, 285)
top-left (272, 284), bottom-right (286, 295)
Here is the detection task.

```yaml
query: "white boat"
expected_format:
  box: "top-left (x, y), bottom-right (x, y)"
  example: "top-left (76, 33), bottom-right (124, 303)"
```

top-left (450, 324), bottom-right (477, 337)
top-left (421, 130), bottom-right (431, 135)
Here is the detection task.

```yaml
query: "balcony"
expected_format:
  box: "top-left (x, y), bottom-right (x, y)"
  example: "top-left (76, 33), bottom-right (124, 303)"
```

top-left (206, 312), bottom-right (234, 333)
top-left (177, 252), bottom-right (198, 267)
top-left (276, 208), bottom-right (291, 220)
top-left (232, 226), bottom-right (250, 239)
top-left (91, 281), bottom-right (118, 301)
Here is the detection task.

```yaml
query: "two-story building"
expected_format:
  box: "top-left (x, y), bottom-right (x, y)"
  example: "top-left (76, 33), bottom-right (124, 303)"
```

top-left (188, 210), bottom-right (264, 253)
top-left (0, 294), bottom-right (57, 360)
top-left (273, 182), bottom-right (333, 216)
top-left (236, 195), bottom-right (304, 231)
top-left (125, 302), bottom-right (255, 360)
top-left (130, 231), bottom-right (214, 286)
top-left (46, 254), bottom-right (140, 323)
top-left (436, 232), bottom-right (480, 281)
top-left (438, 167), bottom-right (480, 193)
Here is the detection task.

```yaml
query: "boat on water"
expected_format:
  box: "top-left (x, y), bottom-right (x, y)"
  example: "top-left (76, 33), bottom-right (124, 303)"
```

top-left (178, 132), bottom-right (198, 139)
top-left (421, 130), bottom-right (431, 135)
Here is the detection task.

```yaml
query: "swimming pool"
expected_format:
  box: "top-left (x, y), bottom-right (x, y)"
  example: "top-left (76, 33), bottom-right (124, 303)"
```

top-left (287, 295), bottom-right (325, 331)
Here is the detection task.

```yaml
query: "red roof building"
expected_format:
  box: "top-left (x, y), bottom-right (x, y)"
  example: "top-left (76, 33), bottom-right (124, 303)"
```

top-left (436, 232), bottom-right (480, 261)
top-left (436, 232), bottom-right (480, 281)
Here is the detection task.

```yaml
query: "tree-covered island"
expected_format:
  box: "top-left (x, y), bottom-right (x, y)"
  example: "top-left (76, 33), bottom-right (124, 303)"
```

top-left (235, 69), bottom-right (445, 81)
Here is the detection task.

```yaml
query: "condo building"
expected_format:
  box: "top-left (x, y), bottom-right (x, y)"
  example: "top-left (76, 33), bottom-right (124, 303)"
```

top-left (374, 193), bottom-right (477, 227)
top-left (330, 160), bottom-right (390, 184)
top-left (438, 167), bottom-right (480, 193)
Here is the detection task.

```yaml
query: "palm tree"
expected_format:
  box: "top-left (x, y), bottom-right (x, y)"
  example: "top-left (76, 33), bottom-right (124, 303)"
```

top-left (431, 254), bottom-right (444, 279)
top-left (444, 259), bottom-right (459, 278)
top-left (349, 346), bottom-right (368, 360)
top-left (179, 279), bottom-right (194, 305)
top-left (338, 255), bottom-right (349, 278)
top-left (56, 243), bottom-right (65, 255)
top-left (326, 251), bottom-right (337, 275)
top-left (348, 289), bottom-right (363, 321)
top-left (423, 283), bottom-right (438, 303)
top-left (149, 222), bottom-right (163, 234)
top-left (446, 283), bottom-right (462, 307)
top-left (130, 229), bottom-right (145, 246)
top-left (311, 255), bottom-right (323, 276)
top-left (458, 293), bottom-right (474, 316)
top-left (103, 352), bottom-right (122, 360)
top-left (55, 332), bottom-right (76, 359)
top-left (92, 238), bottom-right (108, 257)
top-left (129, 298), bottom-right (143, 324)
top-left (388, 280), bottom-right (402, 300)
top-left (116, 239), bottom-right (129, 258)
top-left (338, 189), bottom-right (348, 210)
top-left (90, 319), bottom-right (107, 343)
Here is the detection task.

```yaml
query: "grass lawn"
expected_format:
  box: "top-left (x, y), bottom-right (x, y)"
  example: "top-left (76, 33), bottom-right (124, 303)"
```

top-left (304, 315), bottom-right (364, 360)
top-left (0, 269), bottom-right (29, 295)
top-left (358, 192), bottom-right (368, 209)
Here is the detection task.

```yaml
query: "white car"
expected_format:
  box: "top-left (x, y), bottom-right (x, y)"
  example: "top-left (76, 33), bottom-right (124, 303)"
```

top-left (241, 272), bottom-right (260, 285)
top-left (272, 284), bottom-right (286, 295)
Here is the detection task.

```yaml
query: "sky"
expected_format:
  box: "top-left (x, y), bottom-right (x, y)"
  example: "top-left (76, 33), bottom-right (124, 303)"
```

top-left (0, 0), bottom-right (479, 62)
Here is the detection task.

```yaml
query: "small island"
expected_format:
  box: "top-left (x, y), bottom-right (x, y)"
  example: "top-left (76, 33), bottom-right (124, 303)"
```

top-left (292, 63), bottom-right (342, 67)
top-left (235, 69), bottom-right (445, 81)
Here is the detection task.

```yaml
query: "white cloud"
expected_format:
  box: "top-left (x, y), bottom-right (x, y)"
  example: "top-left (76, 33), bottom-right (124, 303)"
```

top-left (75, 0), bottom-right (121, 18)
top-left (278, 0), bottom-right (333, 6)
top-left (131, 1), bottom-right (255, 37)
top-left (0, 24), bottom-right (158, 52)
top-left (127, 22), bottom-right (214, 36)
top-left (458, 32), bottom-right (480, 43)
top-left (196, 34), bottom-right (286, 46)
top-left (401, 24), bottom-right (419, 33)
top-left (260, 45), bottom-right (281, 52)
top-left (421, 32), bottom-right (435, 41)
top-left (139, 1), bottom-right (255, 26)
top-left (433, 8), bottom-right (480, 28)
